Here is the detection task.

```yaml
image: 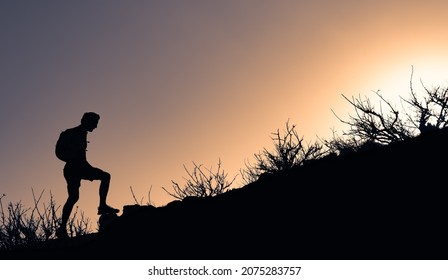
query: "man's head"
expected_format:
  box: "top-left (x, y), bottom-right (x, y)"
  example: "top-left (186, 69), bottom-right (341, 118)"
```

top-left (81, 112), bottom-right (100, 132)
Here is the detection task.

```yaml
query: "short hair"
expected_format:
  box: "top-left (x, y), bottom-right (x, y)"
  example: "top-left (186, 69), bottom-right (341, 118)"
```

top-left (81, 112), bottom-right (100, 125)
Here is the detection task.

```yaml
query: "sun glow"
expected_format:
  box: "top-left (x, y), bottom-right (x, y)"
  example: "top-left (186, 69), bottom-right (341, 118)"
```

top-left (360, 58), bottom-right (448, 114)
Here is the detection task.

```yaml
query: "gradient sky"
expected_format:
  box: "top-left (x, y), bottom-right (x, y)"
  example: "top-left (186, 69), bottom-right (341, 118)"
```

top-left (2, 1), bottom-right (448, 225)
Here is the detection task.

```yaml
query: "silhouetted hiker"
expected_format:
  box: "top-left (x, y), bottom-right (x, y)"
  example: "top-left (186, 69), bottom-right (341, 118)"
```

top-left (55, 112), bottom-right (119, 239)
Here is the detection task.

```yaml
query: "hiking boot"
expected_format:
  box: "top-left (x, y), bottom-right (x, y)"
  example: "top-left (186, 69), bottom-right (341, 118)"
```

top-left (56, 227), bottom-right (69, 239)
top-left (98, 204), bottom-right (120, 215)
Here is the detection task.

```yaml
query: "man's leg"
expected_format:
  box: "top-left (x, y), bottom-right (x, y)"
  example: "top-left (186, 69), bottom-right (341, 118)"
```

top-left (98, 171), bottom-right (111, 209)
top-left (85, 167), bottom-right (119, 214)
top-left (57, 180), bottom-right (80, 238)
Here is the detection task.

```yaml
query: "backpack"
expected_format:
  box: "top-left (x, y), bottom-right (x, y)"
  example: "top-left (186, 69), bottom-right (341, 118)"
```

top-left (55, 130), bottom-right (71, 162)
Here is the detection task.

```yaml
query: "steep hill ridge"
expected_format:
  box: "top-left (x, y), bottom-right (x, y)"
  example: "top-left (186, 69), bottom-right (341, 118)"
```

top-left (3, 129), bottom-right (448, 260)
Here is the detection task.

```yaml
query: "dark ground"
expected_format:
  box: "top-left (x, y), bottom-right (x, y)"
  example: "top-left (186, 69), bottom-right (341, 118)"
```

top-left (2, 129), bottom-right (448, 260)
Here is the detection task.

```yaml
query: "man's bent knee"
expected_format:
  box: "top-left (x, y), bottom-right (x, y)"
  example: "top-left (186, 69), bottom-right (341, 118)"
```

top-left (101, 171), bottom-right (111, 182)
top-left (67, 195), bottom-right (79, 205)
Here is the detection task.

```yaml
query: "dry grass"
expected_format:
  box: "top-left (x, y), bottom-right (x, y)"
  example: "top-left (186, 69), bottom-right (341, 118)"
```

top-left (0, 190), bottom-right (91, 251)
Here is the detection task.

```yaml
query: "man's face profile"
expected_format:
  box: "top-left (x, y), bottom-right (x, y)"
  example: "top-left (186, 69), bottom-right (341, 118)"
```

top-left (86, 120), bottom-right (98, 132)
top-left (82, 117), bottom-right (99, 132)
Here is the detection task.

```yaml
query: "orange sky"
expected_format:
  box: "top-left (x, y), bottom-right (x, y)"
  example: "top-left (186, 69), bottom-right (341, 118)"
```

top-left (1, 1), bottom-right (448, 225)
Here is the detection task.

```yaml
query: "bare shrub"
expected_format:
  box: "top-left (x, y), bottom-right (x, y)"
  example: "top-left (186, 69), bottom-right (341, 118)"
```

top-left (330, 67), bottom-right (448, 155)
top-left (162, 159), bottom-right (236, 200)
top-left (403, 69), bottom-right (448, 133)
top-left (0, 190), bottom-right (92, 251)
top-left (320, 129), bottom-right (384, 156)
top-left (241, 120), bottom-right (324, 184)
top-left (333, 91), bottom-right (413, 146)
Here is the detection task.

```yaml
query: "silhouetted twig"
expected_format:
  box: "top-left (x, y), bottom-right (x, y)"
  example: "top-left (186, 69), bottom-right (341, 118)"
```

top-left (130, 185), bottom-right (154, 206)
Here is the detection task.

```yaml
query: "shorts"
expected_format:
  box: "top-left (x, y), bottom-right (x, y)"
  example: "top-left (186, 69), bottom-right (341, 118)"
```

top-left (63, 161), bottom-right (106, 182)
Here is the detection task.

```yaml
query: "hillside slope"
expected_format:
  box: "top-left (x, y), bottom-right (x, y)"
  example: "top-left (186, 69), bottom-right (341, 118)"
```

top-left (3, 129), bottom-right (448, 260)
